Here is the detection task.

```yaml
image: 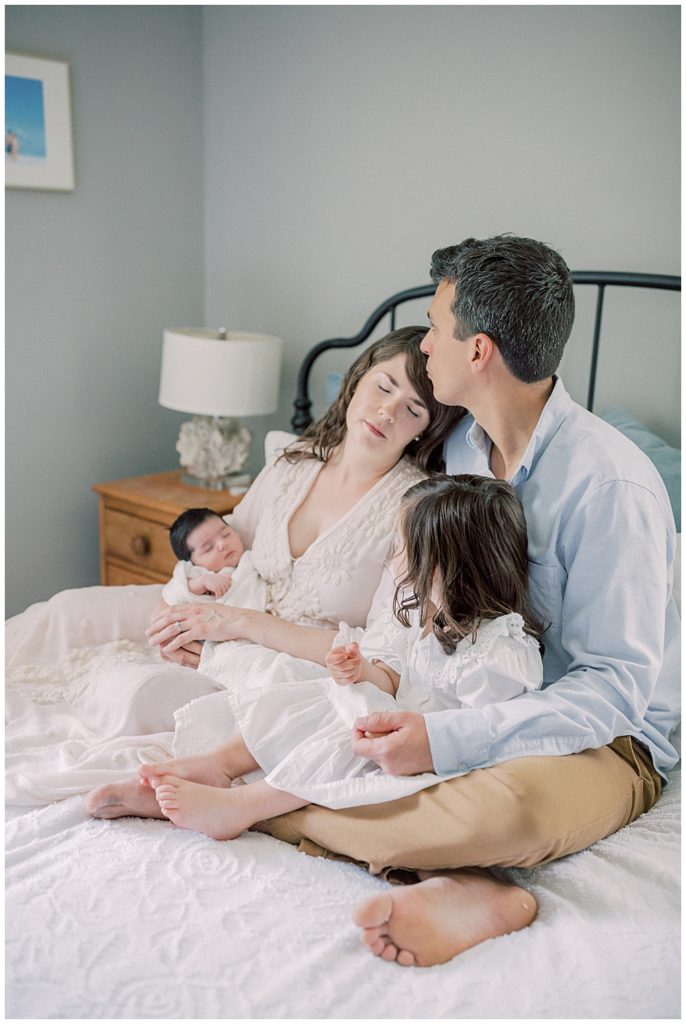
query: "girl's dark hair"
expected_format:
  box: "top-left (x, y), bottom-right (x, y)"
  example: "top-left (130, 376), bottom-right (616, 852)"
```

top-left (394, 474), bottom-right (544, 654)
top-left (169, 507), bottom-right (223, 561)
top-left (282, 326), bottom-right (465, 473)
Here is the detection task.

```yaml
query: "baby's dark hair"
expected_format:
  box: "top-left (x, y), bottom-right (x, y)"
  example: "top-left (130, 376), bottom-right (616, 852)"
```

top-left (394, 474), bottom-right (544, 654)
top-left (169, 507), bottom-right (224, 561)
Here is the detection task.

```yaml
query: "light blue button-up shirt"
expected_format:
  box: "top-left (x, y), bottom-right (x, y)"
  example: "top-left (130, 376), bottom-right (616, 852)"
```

top-left (427, 378), bottom-right (680, 780)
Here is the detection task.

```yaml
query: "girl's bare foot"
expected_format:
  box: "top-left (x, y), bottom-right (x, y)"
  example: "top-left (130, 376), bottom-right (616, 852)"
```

top-left (86, 779), bottom-right (167, 820)
top-left (352, 873), bottom-right (537, 966)
top-left (139, 752), bottom-right (233, 789)
top-left (153, 775), bottom-right (250, 840)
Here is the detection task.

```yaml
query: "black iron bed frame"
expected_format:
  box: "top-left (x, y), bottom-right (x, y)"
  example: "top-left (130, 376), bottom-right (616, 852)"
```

top-left (292, 271), bottom-right (680, 432)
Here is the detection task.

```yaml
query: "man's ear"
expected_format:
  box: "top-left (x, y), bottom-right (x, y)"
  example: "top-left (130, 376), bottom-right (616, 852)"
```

top-left (470, 333), bottom-right (496, 373)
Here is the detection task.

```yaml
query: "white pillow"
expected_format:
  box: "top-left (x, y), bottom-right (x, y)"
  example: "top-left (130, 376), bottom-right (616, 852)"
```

top-left (264, 430), bottom-right (297, 463)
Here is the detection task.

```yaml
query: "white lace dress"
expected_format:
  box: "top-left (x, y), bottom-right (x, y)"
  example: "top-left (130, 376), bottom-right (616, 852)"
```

top-left (6, 453), bottom-right (424, 805)
top-left (225, 612), bottom-right (543, 808)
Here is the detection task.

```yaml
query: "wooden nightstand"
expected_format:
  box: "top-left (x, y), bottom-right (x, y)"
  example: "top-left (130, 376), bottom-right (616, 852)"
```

top-left (92, 470), bottom-right (245, 585)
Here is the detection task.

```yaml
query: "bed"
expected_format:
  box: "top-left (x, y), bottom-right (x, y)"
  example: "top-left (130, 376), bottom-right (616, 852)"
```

top-left (6, 271), bottom-right (681, 1020)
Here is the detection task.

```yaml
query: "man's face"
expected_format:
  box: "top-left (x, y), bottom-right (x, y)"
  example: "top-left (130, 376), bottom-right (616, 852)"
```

top-left (420, 280), bottom-right (474, 406)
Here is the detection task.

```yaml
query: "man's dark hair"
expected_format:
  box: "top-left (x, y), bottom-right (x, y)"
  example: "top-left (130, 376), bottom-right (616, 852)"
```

top-left (169, 507), bottom-right (223, 561)
top-left (430, 234), bottom-right (575, 383)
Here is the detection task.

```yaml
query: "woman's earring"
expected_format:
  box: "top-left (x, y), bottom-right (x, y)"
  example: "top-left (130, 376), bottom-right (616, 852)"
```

top-left (414, 435), bottom-right (421, 442)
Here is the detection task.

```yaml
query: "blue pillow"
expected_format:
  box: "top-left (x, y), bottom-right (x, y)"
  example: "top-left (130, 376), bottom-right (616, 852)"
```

top-left (326, 371), bottom-right (343, 405)
top-left (601, 408), bottom-right (681, 531)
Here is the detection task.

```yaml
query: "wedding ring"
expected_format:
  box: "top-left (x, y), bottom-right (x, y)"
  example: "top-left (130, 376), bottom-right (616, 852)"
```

top-left (175, 621), bottom-right (183, 633)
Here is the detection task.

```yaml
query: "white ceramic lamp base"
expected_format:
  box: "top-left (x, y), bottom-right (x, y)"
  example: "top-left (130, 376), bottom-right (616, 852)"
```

top-left (176, 415), bottom-right (252, 491)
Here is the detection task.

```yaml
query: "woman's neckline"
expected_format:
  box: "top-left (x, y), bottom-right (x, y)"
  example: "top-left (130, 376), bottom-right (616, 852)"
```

top-left (285, 456), bottom-right (406, 562)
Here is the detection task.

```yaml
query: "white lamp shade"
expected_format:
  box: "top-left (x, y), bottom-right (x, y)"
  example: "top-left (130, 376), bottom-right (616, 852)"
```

top-left (159, 329), bottom-right (282, 417)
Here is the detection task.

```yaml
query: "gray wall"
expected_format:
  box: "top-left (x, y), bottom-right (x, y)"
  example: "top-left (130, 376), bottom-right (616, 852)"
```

top-left (6, 5), bottom-right (680, 617)
top-left (6, 6), bottom-right (204, 616)
top-left (203, 5), bottom-right (680, 450)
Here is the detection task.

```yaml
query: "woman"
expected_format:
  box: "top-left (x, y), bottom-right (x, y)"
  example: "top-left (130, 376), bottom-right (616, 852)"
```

top-left (7, 328), bottom-right (463, 807)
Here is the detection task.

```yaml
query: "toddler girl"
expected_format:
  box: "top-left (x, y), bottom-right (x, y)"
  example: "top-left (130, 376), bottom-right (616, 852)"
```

top-left (141, 475), bottom-right (544, 837)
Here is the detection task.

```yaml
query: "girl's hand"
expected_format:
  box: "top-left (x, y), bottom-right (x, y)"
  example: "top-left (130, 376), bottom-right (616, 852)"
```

top-left (146, 602), bottom-right (248, 655)
top-left (326, 642), bottom-right (363, 686)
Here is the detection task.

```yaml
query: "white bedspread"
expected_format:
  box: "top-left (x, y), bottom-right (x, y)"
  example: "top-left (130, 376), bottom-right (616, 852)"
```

top-left (6, 768), bottom-right (680, 1019)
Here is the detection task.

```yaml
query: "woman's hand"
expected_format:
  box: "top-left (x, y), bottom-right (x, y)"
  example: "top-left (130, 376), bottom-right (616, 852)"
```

top-left (159, 639), bottom-right (203, 669)
top-left (146, 602), bottom-right (251, 656)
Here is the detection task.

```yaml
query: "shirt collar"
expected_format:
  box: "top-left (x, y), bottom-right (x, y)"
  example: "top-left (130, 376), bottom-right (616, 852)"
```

top-left (465, 377), bottom-right (573, 484)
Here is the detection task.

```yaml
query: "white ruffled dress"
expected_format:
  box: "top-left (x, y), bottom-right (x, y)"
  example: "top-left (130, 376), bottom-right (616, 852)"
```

top-left (227, 612), bottom-right (543, 809)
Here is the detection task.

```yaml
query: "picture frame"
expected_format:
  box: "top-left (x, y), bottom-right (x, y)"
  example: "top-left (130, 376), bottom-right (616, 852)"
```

top-left (5, 52), bottom-right (75, 192)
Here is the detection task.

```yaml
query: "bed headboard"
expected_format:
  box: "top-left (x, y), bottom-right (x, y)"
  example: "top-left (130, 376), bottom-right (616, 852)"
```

top-left (291, 271), bottom-right (681, 433)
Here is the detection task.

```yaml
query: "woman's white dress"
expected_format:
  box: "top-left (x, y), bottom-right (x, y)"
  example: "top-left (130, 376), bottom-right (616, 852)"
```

top-left (225, 612), bottom-right (543, 808)
top-left (6, 453), bottom-right (423, 805)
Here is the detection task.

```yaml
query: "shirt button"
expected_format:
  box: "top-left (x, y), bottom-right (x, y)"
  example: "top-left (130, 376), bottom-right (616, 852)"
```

top-left (458, 763), bottom-right (468, 772)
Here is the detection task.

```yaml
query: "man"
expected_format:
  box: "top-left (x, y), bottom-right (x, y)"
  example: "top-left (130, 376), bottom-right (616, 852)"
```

top-left (262, 235), bottom-right (680, 966)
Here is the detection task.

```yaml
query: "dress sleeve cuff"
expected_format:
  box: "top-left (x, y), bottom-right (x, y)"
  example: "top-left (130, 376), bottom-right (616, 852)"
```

top-left (424, 708), bottom-right (492, 775)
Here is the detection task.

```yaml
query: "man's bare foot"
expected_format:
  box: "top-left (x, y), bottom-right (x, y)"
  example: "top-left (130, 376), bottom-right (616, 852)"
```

top-left (139, 751), bottom-right (233, 789)
top-left (352, 873), bottom-right (537, 967)
top-left (153, 775), bottom-right (249, 840)
top-left (86, 779), bottom-right (167, 820)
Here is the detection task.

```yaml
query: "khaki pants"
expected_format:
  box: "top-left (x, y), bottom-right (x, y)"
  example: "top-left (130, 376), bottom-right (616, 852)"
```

top-left (261, 737), bottom-right (662, 877)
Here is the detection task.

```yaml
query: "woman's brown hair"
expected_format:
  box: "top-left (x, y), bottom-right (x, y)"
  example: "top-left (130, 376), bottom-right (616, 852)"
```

top-left (282, 327), bottom-right (465, 473)
top-left (394, 474), bottom-right (544, 653)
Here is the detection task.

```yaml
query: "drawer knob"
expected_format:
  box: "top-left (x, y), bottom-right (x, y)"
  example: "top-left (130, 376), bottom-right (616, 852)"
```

top-left (131, 534), bottom-right (151, 557)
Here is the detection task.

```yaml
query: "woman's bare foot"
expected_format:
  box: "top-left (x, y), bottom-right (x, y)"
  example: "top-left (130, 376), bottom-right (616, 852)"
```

top-left (139, 751), bottom-right (233, 789)
top-left (153, 775), bottom-right (250, 840)
top-left (352, 873), bottom-right (537, 966)
top-left (86, 779), bottom-right (167, 820)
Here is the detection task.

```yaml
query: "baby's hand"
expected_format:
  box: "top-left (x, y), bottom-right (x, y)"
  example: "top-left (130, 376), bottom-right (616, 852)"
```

top-left (326, 642), bottom-right (363, 686)
top-left (199, 574), bottom-right (232, 597)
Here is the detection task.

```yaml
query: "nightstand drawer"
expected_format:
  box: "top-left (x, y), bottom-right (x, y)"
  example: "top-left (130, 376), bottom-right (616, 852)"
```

top-left (103, 508), bottom-right (176, 577)
top-left (105, 562), bottom-right (168, 586)
top-left (93, 471), bottom-right (244, 586)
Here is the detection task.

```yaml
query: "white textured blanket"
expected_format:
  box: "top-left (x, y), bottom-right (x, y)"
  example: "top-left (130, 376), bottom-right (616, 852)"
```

top-left (6, 768), bottom-right (680, 1019)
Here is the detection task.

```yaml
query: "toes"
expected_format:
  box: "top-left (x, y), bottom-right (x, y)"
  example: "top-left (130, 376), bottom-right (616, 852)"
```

top-left (380, 942), bottom-right (399, 962)
top-left (352, 892), bottom-right (393, 929)
top-left (396, 949), bottom-right (416, 967)
top-left (365, 935), bottom-right (386, 956)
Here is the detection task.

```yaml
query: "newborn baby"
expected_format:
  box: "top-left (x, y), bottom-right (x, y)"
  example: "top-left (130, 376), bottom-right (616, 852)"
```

top-left (162, 507), bottom-right (266, 611)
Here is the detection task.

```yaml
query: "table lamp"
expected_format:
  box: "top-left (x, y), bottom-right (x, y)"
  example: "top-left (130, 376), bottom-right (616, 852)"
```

top-left (159, 327), bottom-right (282, 490)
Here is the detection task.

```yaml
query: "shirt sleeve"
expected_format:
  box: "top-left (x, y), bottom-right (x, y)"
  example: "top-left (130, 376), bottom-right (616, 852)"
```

top-left (161, 561), bottom-right (194, 606)
top-left (222, 455), bottom-right (280, 547)
top-left (454, 637), bottom-right (543, 711)
top-left (358, 562), bottom-right (412, 674)
top-left (425, 480), bottom-right (675, 775)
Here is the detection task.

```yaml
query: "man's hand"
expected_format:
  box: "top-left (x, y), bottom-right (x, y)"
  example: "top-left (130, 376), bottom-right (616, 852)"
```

top-left (326, 642), bottom-right (364, 685)
top-left (351, 710), bottom-right (434, 775)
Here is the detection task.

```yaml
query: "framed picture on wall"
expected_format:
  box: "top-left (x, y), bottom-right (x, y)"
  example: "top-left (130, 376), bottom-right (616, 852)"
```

top-left (5, 52), bottom-right (75, 191)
